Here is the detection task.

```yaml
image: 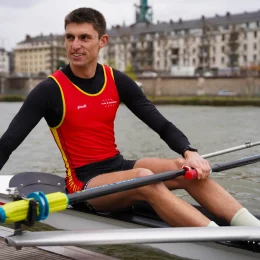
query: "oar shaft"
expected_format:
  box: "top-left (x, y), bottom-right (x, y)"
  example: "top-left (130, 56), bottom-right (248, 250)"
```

top-left (202, 141), bottom-right (260, 159)
top-left (211, 153), bottom-right (260, 172)
top-left (1, 154), bottom-right (260, 224)
top-left (69, 154), bottom-right (260, 204)
top-left (69, 169), bottom-right (185, 204)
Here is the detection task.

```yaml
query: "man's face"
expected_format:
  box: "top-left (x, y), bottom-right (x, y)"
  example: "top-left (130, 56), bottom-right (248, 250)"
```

top-left (65, 22), bottom-right (107, 68)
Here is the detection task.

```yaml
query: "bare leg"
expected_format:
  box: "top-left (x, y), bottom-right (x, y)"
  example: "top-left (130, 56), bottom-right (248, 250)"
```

top-left (134, 157), bottom-right (243, 223)
top-left (86, 168), bottom-right (210, 227)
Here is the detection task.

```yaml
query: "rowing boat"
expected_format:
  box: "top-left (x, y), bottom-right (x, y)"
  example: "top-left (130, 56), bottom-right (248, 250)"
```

top-left (0, 142), bottom-right (260, 260)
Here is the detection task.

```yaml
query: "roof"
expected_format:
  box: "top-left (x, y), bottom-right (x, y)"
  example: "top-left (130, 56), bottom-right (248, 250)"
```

top-left (18, 34), bottom-right (64, 45)
top-left (16, 10), bottom-right (260, 43)
top-left (108, 10), bottom-right (260, 36)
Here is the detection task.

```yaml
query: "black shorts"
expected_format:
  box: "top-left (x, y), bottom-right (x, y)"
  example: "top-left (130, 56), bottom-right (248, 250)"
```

top-left (75, 153), bottom-right (136, 185)
top-left (72, 153), bottom-right (136, 213)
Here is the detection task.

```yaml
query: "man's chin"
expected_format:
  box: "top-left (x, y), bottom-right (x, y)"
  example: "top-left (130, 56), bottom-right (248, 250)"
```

top-left (70, 61), bottom-right (86, 67)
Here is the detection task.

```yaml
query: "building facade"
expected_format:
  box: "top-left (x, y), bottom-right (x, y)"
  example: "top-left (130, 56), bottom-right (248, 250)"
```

top-left (99, 10), bottom-right (260, 76)
top-left (12, 10), bottom-right (260, 77)
top-left (0, 48), bottom-right (10, 75)
top-left (13, 34), bottom-right (68, 75)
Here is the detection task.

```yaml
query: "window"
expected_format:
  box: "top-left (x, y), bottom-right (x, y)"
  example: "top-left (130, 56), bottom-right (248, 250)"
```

top-left (254, 31), bottom-right (257, 38)
top-left (171, 58), bottom-right (178, 65)
top-left (221, 57), bottom-right (225, 64)
top-left (253, 54), bottom-right (257, 61)
top-left (254, 43), bottom-right (257, 50)
top-left (244, 55), bottom-right (247, 62)
top-left (222, 35), bottom-right (225, 41)
top-left (171, 48), bottom-right (179, 55)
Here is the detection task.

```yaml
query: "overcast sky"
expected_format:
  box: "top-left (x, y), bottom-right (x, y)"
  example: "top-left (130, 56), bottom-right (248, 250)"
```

top-left (0, 0), bottom-right (259, 50)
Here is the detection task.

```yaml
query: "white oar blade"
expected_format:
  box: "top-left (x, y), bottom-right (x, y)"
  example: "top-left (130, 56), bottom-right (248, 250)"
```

top-left (6, 226), bottom-right (260, 247)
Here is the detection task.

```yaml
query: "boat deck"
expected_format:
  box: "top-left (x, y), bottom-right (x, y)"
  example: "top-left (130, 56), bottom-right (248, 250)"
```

top-left (0, 226), bottom-right (117, 260)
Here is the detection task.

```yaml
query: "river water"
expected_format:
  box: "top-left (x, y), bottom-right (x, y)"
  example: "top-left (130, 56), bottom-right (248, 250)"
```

top-left (0, 102), bottom-right (259, 259)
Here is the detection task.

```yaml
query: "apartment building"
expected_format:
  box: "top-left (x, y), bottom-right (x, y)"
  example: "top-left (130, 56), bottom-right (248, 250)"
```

top-left (14, 34), bottom-right (68, 75)
top-left (99, 10), bottom-right (260, 75)
top-left (13, 10), bottom-right (260, 76)
top-left (0, 48), bottom-right (9, 75)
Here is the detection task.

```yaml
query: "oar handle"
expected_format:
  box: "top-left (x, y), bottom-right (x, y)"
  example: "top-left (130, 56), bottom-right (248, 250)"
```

top-left (183, 166), bottom-right (198, 180)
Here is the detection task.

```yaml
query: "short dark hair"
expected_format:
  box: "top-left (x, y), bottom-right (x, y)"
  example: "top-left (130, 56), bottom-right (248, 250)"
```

top-left (64, 7), bottom-right (106, 38)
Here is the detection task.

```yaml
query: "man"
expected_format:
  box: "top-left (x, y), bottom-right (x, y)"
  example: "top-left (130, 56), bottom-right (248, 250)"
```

top-left (0, 7), bottom-right (259, 228)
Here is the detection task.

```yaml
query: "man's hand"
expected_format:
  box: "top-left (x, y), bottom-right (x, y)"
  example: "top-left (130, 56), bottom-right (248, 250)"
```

top-left (183, 150), bottom-right (211, 180)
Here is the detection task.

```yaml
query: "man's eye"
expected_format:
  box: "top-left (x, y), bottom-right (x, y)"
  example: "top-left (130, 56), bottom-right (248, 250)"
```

top-left (81, 36), bottom-right (88, 40)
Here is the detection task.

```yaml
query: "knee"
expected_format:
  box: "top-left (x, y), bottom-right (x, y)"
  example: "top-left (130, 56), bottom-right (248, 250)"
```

top-left (135, 168), bottom-right (154, 178)
top-left (168, 158), bottom-right (186, 188)
top-left (174, 157), bottom-right (185, 169)
top-left (134, 168), bottom-right (163, 199)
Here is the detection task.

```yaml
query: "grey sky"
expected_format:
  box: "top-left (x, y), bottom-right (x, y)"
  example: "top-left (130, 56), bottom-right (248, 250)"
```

top-left (0, 0), bottom-right (259, 50)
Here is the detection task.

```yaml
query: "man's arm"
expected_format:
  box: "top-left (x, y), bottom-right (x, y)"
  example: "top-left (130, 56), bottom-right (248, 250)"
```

top-left (113, 70), bottom-right (212, 179)
top-left (113, 69), bottom-right (190, 155)
top-left (0, 78), bottom-right (59, 170)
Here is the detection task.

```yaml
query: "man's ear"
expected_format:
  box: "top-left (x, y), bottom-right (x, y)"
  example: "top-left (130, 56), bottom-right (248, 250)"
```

top-left (99, 34), bottom-right (108, 49)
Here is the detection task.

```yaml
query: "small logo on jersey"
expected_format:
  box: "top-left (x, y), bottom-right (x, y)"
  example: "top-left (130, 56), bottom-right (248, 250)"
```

top-left (101, 99), bottom-right (117, 107)
top-left (77, 104), bottom-right (87, 110)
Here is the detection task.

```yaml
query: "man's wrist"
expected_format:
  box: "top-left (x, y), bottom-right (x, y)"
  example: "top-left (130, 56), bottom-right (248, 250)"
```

top-left (182, 145), bottom-right (198, 158)
top-left (184, 150), bottom-right (199, 159)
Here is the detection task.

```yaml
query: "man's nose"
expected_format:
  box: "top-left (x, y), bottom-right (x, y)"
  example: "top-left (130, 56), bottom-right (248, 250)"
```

top-left (71, 38), bottom-right (81, 49)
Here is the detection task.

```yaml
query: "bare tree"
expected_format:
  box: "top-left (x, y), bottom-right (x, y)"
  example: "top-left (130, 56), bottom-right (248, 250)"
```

top-left (198, 16), bottom-right (217, 73)
top-left (182, 33), bottom-right (193, 67)
top-left (224, 24), bottom-right (244, 76)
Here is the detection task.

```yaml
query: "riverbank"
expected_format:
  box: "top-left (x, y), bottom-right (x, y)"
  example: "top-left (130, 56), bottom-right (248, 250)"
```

top-left (148, 96), bottom-right (260, 106)
top-left (0, 95), bottom-right (25, 102)
top-left (1, 94), bottom-right (260, 106)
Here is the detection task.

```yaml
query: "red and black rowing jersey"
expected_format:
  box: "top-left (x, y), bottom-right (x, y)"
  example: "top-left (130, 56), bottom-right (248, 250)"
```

top-left (49, 65), bottom-right (120, 192)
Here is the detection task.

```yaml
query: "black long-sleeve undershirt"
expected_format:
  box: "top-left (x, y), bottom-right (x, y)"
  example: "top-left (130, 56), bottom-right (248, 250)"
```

top-left (0, 64), bottom-right (190, 170)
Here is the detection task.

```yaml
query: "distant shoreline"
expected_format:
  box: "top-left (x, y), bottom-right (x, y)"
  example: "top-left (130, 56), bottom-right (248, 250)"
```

top-left (1, 95), bottom-right (260, 106)
top-left (148, 96), bottom-right (260, 106)
top-left (0, 95), bottom-right (25, 102)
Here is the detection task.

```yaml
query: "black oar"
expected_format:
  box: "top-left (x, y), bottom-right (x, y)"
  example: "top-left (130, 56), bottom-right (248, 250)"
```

top-left (1, 154), bottom-right (260, 224)
top-left (69, 153), bottom-right (260, 204)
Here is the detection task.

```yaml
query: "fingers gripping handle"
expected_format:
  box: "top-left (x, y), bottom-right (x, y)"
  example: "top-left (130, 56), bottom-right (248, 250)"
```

top-left (183, 166), bottom-right (198, 180)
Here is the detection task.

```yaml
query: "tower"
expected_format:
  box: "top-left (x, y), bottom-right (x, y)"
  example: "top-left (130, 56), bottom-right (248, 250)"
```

top-left (135, 0), bottom-right (153, 23)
